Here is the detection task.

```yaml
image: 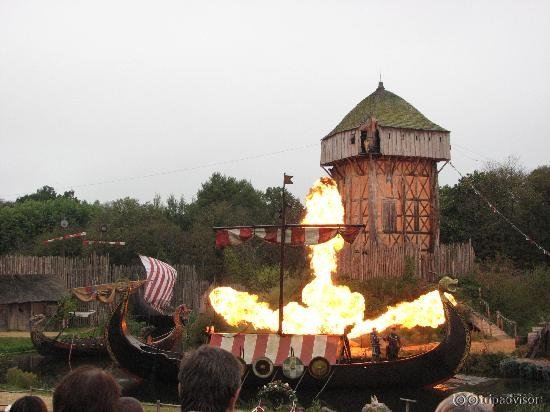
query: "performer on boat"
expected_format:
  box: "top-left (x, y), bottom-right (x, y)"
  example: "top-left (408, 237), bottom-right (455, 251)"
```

top-left (370, 327), bottom-right (381, 361)
top-left (341, 325), bottom-right (353, 362)
top-left (384, 326), bottom-right (401, 360)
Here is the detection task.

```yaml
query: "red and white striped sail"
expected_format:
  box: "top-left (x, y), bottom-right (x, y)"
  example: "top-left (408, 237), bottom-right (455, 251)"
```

top-left (215, 226), bottom-right (360, 248)
top-left (214, 228), bottom-right (254, 247)
top-left (139, 255), bottom-right (177, 310)
top-left (208, 333), bottom-right (342, 365)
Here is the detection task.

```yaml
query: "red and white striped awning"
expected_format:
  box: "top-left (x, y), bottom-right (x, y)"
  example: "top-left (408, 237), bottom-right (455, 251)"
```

top-left (208, 333), bottom-right (342, 365)
top-left (215, 226), bottom-right (361, 248)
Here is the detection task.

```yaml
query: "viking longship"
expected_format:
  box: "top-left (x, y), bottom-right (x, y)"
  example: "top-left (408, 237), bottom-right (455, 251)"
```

top-left (106, 276), bottom-right (470, 388)
top-left (30, 281), bottom-right (188, 358)
top-left (30, 313), bottom-right (108, 358)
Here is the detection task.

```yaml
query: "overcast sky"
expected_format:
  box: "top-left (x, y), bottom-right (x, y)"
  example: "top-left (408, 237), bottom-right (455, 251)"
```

top-left (1, 0), bottom-right (549, 205)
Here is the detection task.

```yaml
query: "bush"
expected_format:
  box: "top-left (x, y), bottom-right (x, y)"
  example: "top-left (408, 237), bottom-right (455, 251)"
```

top-left (500, 358), bottom-right (550, 381)
top-left (184, 310), bottom-right (231, 349)
top-left (461, 352), bottom-right (508, 377)
top-left (5, 367), bottom-right (38, 389)
top-left (125, 316), bottom-right (147, 336)
top-left (252, 265), bottom-right (279, 292)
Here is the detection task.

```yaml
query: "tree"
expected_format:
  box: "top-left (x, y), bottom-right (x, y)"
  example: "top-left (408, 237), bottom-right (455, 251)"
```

top-left (16, 186), bottom-right (76, 203)
top-left (0, 188), bottom-right (99, 255)
top-left (440, 159), bottom-right (550, 267)
top-left (180, 173), bottom-right (307, 280)
top-left (85, 197), bottom-right (186, 265)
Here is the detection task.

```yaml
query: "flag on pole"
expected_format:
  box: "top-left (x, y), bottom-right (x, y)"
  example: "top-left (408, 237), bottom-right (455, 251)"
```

top-left (284, 174), bottom-right (293, 185)
top-left (139, 255), bottom-right (177, 310)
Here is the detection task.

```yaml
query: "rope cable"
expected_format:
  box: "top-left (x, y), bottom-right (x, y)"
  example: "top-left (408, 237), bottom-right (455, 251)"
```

top-left (449, 162), bottom-right (549, 257)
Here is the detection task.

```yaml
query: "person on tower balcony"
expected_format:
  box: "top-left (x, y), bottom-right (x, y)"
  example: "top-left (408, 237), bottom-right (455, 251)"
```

top-left (359, 118), bottom-right (379, 154)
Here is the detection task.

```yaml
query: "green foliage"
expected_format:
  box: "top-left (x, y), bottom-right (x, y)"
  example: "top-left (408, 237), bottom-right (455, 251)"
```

top-left (403, 255), bottom-right (417, 281)
top-left (0, 172), bottom-right (304, 276)
top-left (0, 192), bottom-right (99, 255)
top-left (440, 160), bottom-right (550, 267)
top-left (500, 358), bottom-right (550, 381)
top-left (5, 367), bottom-right (38, 389)
top-left (257, 380), bottom-right (298, 410)
top-left (181, 173), bottom-right (305, 280)
top-left (184, 311), bottom-right (230, 349)
top-left (461, 352), bottom-right (508, 377)
top-left (306, 399), bottom-right (323, 412)
top-left (454, 262), bottom-right (550, 335)
top-left (54, 295), bottom-right (78, 322)
top-left (125, 315), bottom-right (147, 336)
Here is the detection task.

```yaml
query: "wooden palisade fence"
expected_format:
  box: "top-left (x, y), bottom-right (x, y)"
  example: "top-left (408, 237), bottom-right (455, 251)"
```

top-left (343, 240), bottom-right (475, 282)
top-left (0, 254), bottom-right (208, 327)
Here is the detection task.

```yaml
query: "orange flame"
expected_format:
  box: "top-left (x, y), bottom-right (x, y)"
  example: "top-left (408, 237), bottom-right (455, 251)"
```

top-left (209, 177), bottom-right (453, 336)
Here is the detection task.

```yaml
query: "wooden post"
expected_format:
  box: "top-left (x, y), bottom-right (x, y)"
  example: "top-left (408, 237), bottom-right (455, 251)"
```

top-left (278, 173), bottom-right (293, 335)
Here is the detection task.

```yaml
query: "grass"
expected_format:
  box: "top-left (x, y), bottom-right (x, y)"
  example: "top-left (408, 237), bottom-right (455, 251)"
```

top-left (0, 338), bottom-right (35, 356)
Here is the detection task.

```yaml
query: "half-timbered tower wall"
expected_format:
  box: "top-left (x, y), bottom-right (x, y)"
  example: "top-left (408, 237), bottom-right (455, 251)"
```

top-left (331, 157), bottom-right (439, 279)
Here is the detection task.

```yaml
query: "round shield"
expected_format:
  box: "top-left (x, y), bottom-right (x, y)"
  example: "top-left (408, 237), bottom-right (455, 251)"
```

top-left (282, 356), bottom-right (305, 380)
top-left (252, 357), bottom-right (274, 379)
top-left (309, 356), bottom-right (331, 380)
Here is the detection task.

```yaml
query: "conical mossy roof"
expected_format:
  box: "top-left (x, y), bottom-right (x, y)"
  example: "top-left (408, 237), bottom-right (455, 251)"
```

top-left (327, 82), bottom-right (448, 137)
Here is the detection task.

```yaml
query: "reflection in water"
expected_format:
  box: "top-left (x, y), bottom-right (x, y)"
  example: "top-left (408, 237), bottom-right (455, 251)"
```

top-left (1, 354), bottom-right (549, 411)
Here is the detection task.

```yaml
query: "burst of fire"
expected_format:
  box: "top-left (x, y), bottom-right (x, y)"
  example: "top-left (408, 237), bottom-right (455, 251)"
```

top-left (209, 177), bottom-right (454, 336)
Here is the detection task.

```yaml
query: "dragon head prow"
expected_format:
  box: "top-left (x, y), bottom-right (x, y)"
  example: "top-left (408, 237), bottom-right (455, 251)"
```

top-left (29, 313), bottom-right (47, 330)
top-left (439, 276), bottom-right (459, 293)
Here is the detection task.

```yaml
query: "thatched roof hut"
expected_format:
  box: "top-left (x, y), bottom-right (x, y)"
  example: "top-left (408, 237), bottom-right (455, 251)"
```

top-left (0, 274), bottom-right (66, 331)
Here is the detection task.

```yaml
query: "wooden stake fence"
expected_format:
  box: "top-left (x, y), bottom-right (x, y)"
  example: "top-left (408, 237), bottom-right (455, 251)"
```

top-left (0, 254), bottom-right (207, 327)
top-left (343, 241), bottom-right (474, 281)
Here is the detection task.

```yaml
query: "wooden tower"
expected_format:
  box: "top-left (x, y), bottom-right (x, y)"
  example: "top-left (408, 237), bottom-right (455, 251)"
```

top-left (321, 82), bottom-right (451, 279)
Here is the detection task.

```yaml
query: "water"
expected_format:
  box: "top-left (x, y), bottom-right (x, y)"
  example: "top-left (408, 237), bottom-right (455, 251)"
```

top-left (1, 354), bottom-right (548, 411)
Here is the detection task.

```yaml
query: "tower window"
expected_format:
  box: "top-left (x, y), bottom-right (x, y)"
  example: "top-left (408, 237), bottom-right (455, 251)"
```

top-left (382, 199), bottom-right (397, 233)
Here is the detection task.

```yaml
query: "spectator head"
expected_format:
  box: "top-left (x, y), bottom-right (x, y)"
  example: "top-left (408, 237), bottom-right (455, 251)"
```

top-left (435, 392), bottom-right (493, 412)
top-left (9, 395), bottom-right (48, 412)
top-left (53, 365), bottom-right (121, 412)
top-left (117, 397), bottom-right (144, 412)
top-left (178, 345), bottom-right (241, 412)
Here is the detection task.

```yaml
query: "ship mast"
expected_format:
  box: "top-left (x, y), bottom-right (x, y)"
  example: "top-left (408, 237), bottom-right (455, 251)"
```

top-left (278, 173), bottom-right (293, 335)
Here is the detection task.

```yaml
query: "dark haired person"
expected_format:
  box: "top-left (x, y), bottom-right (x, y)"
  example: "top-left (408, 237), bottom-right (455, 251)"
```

top-left (8, 395), bottom-right (48, 412)
top-left (53, 365), bottom-right (121, 412)
top-left (178, 345), bottom-right (241, 412)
